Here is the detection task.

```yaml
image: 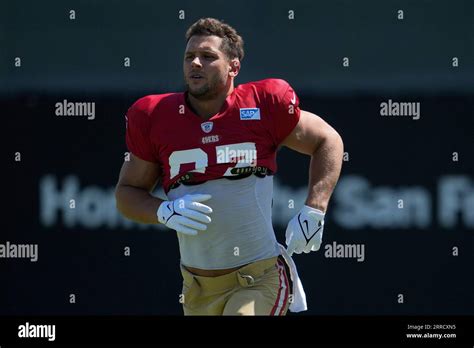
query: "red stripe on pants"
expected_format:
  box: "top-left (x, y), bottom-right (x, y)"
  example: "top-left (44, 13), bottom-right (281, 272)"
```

top-left (277, 260), bottom-right (289, 316)
top-left (270, 265), bottom-right (283, 315)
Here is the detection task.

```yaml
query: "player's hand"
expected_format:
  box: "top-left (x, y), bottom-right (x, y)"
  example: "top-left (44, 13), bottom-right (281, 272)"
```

top-left (285, 205), bottom-right (325, 256)
top-left (156, 194), bottom-right (213, 236)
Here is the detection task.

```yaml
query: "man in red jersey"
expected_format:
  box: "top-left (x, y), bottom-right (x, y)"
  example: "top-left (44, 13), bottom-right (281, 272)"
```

top-left (115, 18), bottom-right (343, 315)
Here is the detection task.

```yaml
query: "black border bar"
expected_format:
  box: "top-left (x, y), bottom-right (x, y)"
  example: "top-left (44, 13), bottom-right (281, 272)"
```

top-left (0, 315), bottom-right (472, 345)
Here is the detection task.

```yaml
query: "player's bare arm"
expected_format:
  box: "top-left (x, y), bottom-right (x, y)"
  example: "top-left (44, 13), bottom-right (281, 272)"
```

top-left (116, 154), bottom-right (213, 235)
top-left (282, 109), bottom-right (343, 256)
top-left (282, 109), bottom-right (344, 212)
top-left (115, 154), bottom-right (163, 224)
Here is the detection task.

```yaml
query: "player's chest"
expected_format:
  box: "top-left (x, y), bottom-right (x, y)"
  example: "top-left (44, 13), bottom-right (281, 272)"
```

top-left (154, 107), bottom-right (270, 154)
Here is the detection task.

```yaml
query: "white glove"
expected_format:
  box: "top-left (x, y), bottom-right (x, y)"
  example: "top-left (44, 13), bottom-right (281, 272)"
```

top-left (157, 194), bottom-right (213, 236)
top-left (285, 205), bottom-right (325, 256)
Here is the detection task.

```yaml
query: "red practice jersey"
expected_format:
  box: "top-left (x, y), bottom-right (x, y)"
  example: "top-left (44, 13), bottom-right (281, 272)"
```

top-left (125, 78), bottom-right (301, 193)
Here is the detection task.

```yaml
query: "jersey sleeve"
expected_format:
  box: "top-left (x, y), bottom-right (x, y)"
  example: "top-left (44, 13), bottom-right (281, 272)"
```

top-left (125, 100), bottom-right (157, 163)
top-left (265, 79), bottom-right (301, 146)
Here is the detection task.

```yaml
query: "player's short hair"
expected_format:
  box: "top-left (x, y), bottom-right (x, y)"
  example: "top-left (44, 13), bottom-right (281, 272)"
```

top-left (185, 18), bottom-right (245, 62)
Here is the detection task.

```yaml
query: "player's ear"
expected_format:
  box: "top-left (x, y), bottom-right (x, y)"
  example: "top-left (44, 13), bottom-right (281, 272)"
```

top-left (229, 58), bottom-right (240, 77)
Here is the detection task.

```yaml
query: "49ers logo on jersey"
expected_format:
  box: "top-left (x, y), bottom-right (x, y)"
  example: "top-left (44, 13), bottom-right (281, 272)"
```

top-left (201, 121), bottom-right (213, 133)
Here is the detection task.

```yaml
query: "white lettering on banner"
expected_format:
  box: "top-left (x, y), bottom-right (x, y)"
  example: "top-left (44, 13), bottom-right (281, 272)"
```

top-left (331, 175), bottom-right (474, 229)
top-left (38, 175), bottom-right (474, 230)
top-left (438, 176), bottom-right (474, 228)
top-left (39, 175), bottom-right (163, 230)
top-left (333, 176), bottom-right (431, 228)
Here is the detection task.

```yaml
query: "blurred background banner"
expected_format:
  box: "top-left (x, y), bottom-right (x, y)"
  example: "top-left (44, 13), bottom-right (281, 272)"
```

top-left (2, 0), bottom-right (473, 315)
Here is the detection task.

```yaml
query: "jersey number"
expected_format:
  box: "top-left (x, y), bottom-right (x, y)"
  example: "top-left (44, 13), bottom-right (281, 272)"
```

top-left (169, 142), bottom-right (256, 179)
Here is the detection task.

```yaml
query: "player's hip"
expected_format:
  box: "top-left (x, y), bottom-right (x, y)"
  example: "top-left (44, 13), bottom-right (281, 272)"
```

top-left (179, 255), bottom-right (291, 315)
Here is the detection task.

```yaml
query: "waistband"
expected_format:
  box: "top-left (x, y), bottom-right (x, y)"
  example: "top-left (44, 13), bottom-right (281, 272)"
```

top-left (180, 256), bottom-right (279, 293)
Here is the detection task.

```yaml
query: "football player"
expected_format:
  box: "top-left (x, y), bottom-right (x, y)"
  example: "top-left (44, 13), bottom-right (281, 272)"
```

top-left (115, 18), bottom-right (343, 315)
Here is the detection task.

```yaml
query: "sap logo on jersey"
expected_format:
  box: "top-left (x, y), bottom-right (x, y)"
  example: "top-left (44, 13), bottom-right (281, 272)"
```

top-left (201, 122), bottom-right (213, 133)
top-left (240, 108), bottom-right (261, 120)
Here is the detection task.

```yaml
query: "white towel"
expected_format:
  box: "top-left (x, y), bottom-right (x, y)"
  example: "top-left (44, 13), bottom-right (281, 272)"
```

top-left (278, 243), bottom-right (308, 312)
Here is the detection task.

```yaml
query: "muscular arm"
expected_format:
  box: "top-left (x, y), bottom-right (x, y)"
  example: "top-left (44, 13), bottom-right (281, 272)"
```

top-left (281, 110), bottom-right (344, 212)
top-left (115, 154), bottom-right (164, 224)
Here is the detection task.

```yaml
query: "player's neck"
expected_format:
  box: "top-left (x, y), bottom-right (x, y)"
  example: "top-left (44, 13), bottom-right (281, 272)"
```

top-left (187, 84), bottom-right (234, 120)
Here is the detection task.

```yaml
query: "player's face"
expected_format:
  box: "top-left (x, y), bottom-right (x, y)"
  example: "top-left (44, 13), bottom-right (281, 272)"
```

top-left (183, 35), bottom-right (232, 100)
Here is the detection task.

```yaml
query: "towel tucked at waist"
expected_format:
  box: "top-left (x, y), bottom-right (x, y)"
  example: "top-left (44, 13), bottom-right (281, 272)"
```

top-left (278, 243), bottom-right (308, 312)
